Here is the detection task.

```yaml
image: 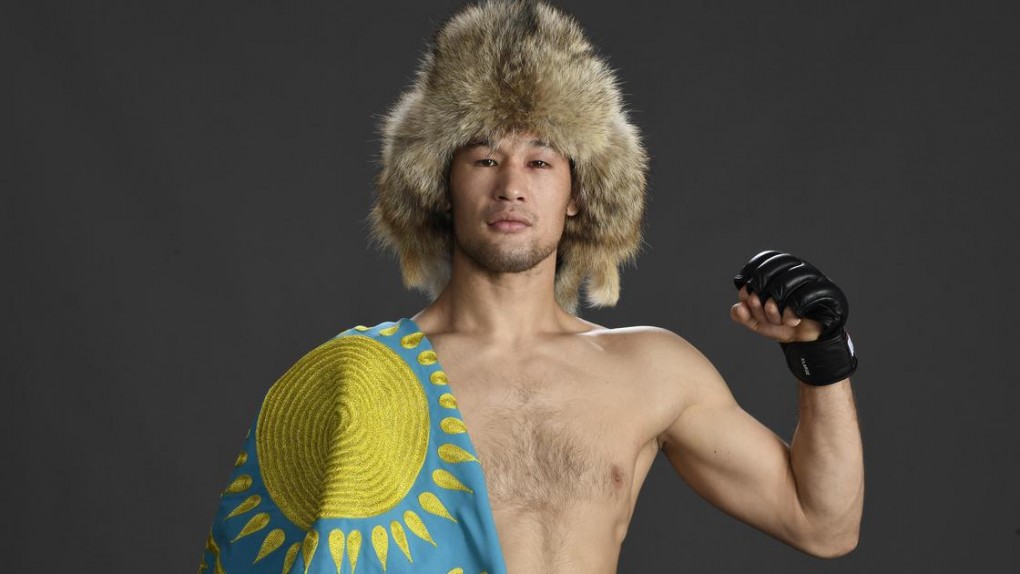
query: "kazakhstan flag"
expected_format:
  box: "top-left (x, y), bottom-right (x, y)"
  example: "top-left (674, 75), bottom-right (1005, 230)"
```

top-left (200, 318), bottom-right (507, 574)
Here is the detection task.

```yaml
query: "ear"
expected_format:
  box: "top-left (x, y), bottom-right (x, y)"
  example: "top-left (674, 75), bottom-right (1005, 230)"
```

top-left (566, 161), bottom-right (580, 217)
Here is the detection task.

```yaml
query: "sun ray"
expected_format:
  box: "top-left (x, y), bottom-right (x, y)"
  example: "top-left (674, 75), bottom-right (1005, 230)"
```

top-left (390, 520), bottom-right (412, 563)
top-left (417, 350), bottom-right (438, 365)
top-left (328, 529), bottom-right (344, 572)
top-left (419, 492), bottom-right (457, 523)
top-left (440, 417), bottom-right (467, 434)
top-left (301, 529), bottom-right (319, 574)
top-left (432, 469), bottom-right (474, 493)
top-left (223, 474), bottom-right (252, 494)
top-left (253, 529), bottom-right (285, 564)
top-left (372, 525), bottom-right (389, 571)
top-left (447, 569), bottom-right (464, 574)
top-left (400, 332), bottom-right (424, 349)
top-left (231, 512), bottom-right (270, 542)
top-left (234, 451), bottom-right (248, 466)
top-left (205, 532), bottom-right (225, 574)
top-left (348, 529), bottom-right (362, 573)
top-left (402, 510), bottom-right (436, 547)
top-left (379, 325), bottom-right (399, 336)
top-left (430, 371), bottom-right (448, 385)
top-left (282, 543), bottom-right (300, 574)
top-left (225, 495), bottom-right (261, 519)
top-left (438, 444), bottom-right (477, 464)
top-left (438, 393), bottom-right (458, 409)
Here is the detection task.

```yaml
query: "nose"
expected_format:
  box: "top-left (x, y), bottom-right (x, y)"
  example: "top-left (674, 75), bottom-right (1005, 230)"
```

top-left (494, 165), bottom-right (527, 202)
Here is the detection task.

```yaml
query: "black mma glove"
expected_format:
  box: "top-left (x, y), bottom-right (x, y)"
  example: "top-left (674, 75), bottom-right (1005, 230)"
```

top-left (733, 250), bottom-right (857, 386)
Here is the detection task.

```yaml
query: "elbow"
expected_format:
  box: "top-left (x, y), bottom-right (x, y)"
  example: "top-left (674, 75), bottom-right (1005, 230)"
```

top-left (790, 492), bottom-right (864, 558)
top-left (807, 534), bottom-right (859, 559)
top-left (797, 527), bottom-right (860, 559)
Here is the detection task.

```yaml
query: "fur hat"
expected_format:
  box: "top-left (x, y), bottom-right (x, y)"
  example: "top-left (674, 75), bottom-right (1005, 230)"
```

top-left (370, 0), bottom-right (647, 313)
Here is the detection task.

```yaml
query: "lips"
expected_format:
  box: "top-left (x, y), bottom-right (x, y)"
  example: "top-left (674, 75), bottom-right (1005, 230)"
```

top-left (486, 212), bottom-right (532, 226)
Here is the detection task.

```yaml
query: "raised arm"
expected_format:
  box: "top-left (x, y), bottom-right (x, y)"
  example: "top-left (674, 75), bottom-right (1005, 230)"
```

top-left (657, 251), bottom-right (863, 557)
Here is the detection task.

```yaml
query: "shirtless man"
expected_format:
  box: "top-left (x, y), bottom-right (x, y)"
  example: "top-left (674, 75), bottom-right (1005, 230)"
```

top-left (410, 131), bottom-right (862, 573)
top-left (201, 1), bottom-right (862, 572)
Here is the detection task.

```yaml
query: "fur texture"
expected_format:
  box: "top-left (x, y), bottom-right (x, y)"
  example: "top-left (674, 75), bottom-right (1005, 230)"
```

top-left (370, 0), bottom-right (647, 313)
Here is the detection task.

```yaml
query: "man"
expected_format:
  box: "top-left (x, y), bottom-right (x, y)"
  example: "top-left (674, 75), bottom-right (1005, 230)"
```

top-left (200, 1), bottom-right (863, 573)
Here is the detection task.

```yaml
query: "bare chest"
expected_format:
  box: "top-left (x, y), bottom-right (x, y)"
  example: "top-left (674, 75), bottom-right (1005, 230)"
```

top-left (429, 341), bottom-right (657, 512)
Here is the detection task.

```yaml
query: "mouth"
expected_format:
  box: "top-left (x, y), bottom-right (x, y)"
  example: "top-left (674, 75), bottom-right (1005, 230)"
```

top-left (486, 212), bottom-right (532, 232)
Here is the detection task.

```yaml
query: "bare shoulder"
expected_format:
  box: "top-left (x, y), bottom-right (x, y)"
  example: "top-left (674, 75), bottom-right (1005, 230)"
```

top-left (578, 323), bottom-right (737, 445)
top-left (581, 323), bottom-right (717, 382)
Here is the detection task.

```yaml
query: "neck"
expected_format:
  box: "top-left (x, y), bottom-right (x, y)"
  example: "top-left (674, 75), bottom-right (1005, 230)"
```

top-left (412, 247), bottom-right (576, 342)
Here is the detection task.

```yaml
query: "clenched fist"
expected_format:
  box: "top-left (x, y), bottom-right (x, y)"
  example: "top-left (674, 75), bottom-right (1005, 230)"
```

top-left (731, 250), bottom-right (857, 385)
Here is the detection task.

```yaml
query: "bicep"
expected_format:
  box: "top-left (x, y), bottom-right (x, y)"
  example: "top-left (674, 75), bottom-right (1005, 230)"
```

top-left (658, 343), bottom-right (807, 544)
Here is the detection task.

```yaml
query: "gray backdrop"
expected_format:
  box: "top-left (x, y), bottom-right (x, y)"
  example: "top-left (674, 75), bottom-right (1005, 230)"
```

top-left (4, 0), bottom-right (1018, 571)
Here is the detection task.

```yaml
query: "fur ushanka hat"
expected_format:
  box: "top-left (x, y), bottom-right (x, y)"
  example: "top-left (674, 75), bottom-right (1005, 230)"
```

top-left (370, 0), bottom-right (647, 313)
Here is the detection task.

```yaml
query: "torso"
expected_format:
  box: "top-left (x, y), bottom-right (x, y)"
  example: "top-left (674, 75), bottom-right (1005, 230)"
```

top-left (422, 322), bottom-right (684, 574)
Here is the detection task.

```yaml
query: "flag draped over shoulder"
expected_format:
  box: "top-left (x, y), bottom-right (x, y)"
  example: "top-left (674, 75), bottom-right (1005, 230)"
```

top-left (200, 318), bottom-right (507, 574)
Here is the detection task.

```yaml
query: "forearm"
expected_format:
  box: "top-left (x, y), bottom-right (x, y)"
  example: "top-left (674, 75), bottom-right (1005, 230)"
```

top-left (788, 377), bottom-right (864, 556)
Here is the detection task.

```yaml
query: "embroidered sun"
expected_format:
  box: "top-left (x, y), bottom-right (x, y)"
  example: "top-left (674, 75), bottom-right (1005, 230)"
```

top-left (214, 324), bottom-right (482, 573)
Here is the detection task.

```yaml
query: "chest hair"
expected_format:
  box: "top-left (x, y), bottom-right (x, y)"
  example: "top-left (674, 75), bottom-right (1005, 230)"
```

top-left (470, 382), bottom-right (624, 511)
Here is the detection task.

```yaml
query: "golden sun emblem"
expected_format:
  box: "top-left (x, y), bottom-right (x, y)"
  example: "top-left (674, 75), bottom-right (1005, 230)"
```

top-left (209, 323), bottom-right (490, 574)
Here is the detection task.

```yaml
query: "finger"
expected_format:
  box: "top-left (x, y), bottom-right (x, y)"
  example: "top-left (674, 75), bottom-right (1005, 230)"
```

top-left (731, 302), bottom-right (751, 322)
top-left (732, 302), bottom-right (764, 333)
top-left (748, 293), bottom-right (769, 324)
top-left (730, 302), bottom-right (743, 323)
top-left (764, 299), bottom-right (783, 325)
top-left (782, 306), bottom-right (802, 327)
top-left (738, 286), bottom-right (750, 303)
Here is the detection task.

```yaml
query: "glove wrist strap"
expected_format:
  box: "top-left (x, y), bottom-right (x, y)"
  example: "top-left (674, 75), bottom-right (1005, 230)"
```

top-left (779, 329), bottom-right (857, 386)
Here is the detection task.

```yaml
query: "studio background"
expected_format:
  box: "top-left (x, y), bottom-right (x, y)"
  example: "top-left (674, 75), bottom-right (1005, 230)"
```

top-left (4, 0), bottom-right (1018, 571)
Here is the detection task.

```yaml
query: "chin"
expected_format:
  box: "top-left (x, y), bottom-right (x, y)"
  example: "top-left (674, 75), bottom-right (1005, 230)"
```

top-left (459, 239), bottom-right (557, 275)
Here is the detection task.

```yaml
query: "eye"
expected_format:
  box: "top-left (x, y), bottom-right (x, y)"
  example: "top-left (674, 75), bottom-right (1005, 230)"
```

top-left (530, 160), bottom-right (551, 168)
top-left (475, 158), bottom-right (498, 167)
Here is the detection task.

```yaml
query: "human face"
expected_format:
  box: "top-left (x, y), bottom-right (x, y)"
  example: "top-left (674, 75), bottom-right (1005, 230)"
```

top-left (447, 132), bottom-right (578, 274)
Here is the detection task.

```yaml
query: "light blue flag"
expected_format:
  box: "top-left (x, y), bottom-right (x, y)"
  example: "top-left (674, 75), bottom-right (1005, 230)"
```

top-left (200, 318), bottom-right (507, 574)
